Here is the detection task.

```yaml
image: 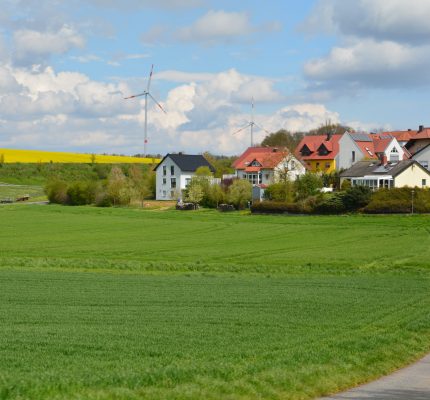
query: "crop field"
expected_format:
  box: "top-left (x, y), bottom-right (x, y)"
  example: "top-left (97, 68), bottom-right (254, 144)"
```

top-left (1, 206), bottom-right (430, 399)
top-left (0, 147), bottom-right (159, 164)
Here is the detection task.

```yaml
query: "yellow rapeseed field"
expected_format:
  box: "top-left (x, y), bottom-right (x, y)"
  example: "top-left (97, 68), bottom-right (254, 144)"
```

top-left (0, 148), bottom-right (160, 164)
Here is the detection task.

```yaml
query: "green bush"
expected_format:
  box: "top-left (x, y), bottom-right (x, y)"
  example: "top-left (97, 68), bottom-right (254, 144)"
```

top-left (251, 201), bottom-right (302, 214)
top-left (315, 193), bottom-right (346, 214)
top-left (264, 182), bottom-right (294, 202)
top-left (45, 180), bottom-right (69, 204)
top-left (364, 188), bottom-right (430, 213)
top-left (342, 186), bottom-right (372, 211)
top-left (66, 181), bottom-right (98, 206)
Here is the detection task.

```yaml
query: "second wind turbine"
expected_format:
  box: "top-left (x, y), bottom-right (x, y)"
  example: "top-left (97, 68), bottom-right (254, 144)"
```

top-left (124, 64), bottom-right (166, 157)
top-left (233, 98), bottom-right (269, 147)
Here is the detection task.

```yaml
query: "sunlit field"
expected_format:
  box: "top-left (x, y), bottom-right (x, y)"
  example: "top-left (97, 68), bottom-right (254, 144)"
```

top-left (1, 206), bottom-right (430, 400)
top-left (0, 147), bottom-right (159, 164)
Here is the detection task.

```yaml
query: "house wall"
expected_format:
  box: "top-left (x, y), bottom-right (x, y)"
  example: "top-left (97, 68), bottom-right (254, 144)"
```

top-left (155, 157), bottom-right (195, 200)
top-left (394, 164), bottom-right (430, 188)
top-left (304, 159), bottom-right (336, 173)
top-left (274, 156), bottom-right (306, 181)
top-left (412, 146), bottom-right (430, 170)
top-left (384, 138), bottom-right (404, 162)
top-left (338, 134), bottom-right (364, 170)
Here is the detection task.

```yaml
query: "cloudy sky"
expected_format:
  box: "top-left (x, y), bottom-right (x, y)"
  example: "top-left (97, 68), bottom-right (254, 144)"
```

top-left (1, 0), bottom-right (429, 156)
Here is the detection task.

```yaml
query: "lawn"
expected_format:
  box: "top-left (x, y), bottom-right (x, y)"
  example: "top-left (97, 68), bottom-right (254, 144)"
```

top-left (0, 184), bottom-right (46, 202)
top-left (0, 206), bottom-right (430, 399)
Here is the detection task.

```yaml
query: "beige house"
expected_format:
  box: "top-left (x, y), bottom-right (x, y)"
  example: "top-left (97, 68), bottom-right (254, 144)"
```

top-left (340, 160), bottom-right (430, 189)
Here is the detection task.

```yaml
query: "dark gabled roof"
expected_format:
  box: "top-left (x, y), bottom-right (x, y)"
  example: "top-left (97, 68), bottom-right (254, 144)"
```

top-left (340, 159), bottom-right (430, 178)
top-left (154, 153), bottom-right (215, 173)
top-left (412, 143), bottom-right (430, 158)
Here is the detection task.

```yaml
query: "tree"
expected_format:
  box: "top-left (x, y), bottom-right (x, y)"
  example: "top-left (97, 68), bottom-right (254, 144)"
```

top-left (228, 179), bottom-right (252, 209)
top-left (203, 152), bottom-right (235, 178)
top-left (195, 166), bottom-right (213, 176)
top-left (107, 166), bottom-right (132, 206)
top-left (186, 178), bottom-right (204, 208)
top-left (264, 181), bottom-right (294, 202)
top-left (306, 121), bottom-right (351, 136)
top-left (295, 173), bottom-right (323, 200)
top-left (129, 165), bottom-right (151, 207)
top-left (261, 130), bottom-right (303, 150)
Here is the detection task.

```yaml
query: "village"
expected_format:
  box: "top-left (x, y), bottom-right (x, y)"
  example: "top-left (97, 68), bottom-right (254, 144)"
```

top-left (154, 125), bottom-right (430, 213)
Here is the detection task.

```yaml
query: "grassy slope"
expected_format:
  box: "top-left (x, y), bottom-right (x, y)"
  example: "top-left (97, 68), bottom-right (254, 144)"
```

top-left (1, 206), bottom-right (430, 399)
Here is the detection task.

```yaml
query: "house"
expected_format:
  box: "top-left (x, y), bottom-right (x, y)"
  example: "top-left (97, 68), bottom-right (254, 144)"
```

top-left (233, 146), bottom-right (305, 187)
top-left (294, 133), bottom-right (342, 172)
top-left (405, 126), bottom-right (430, 155)
top-left (154, 153), bottom-right (215, 200)
top-left (412, 144), bottom-right (430, 170)
top-left (340, 159), bottom-right (430, 190)
top-left (338, 132), bottom-right (406, 170)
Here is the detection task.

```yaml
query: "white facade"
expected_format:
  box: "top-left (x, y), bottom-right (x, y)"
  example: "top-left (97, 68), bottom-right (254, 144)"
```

top-left (338, 134), bottom-right (365, 170)
top-left (155, 157), bottom-right (191, 200)
top-left (236, 155), bottom-right (305, 186)
top-left (384, 138), bottom-right (404, 163)
top-left (412, 145), bottom-right (430, 171)
top-left (395, 164), bottom-right (429, 188)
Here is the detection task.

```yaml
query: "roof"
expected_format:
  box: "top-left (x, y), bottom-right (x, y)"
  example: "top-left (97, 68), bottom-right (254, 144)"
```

top-left (154, 153), bottom-right (215, 172)
top-left (414, 128), bottom-right (430, 140)
top-left (340, 159), bottom-right (430, 178)
top-left (233, 147), bottom-right (291, 170)
top-left (412, 143), bottom-right (430, 158)
top-left (382, 130), bottom-right (417, 142)
top-left (294, 134), bottom-right (342, 161)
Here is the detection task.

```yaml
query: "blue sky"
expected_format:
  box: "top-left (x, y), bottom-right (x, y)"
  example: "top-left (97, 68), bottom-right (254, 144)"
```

top-left (1, 0), bottom-right (430, 155)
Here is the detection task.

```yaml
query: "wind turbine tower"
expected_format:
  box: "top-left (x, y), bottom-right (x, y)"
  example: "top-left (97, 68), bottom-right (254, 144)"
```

top-left (124, 64), bottom-right (166, 157)
top-left (233, 98), bottom-right (269, 147)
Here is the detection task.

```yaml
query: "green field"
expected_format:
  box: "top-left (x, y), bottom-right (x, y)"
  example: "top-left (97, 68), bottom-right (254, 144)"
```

top-left (0, 184), bottom-right (46, 202)
top-left (1, 206), bottom-right (430, 399)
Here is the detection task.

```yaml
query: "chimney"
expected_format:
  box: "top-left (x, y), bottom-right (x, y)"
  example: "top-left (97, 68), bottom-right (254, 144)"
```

top-left (408, 128), bottom-right (411, 131)
top-left (419, 125), bottom-right (424, 132)
top-left (326, 131), bottom-right (332, 141)
top-left (272, 148), bottom-right (278, 152)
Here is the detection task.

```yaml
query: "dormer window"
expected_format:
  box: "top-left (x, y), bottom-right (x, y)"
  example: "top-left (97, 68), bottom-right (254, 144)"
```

top-left (317, 144), bottom-right (330, 156)
top-left (391, 147), bottom-right (398, 153)
top-left (300, 145), bottom-right (312, 156)
top-left (250, 160), bottom-right (262, 167)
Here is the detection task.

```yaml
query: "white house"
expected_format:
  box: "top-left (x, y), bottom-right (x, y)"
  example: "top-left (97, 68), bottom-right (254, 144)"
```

top-left (412, 144), bottom-right (430, 170)
top-left (233, 147), bottom-right (305, 187)
top-left (154, 153), bottom-right (215, 200)
top-left (340, 160), bottom-right (430, 189)
top-left (338, 132), bottom-right (406, 170)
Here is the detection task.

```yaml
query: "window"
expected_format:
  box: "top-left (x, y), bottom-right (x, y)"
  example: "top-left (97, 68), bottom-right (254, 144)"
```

top-left (162, 165), bottom-right (167, 176)
top-left (162, 190), bottom-right (166, 197)
top-left (301, 145), bottom-right (311, 156)
top-left (419, 161), bottom-right (429, 170)
top-left (246, 173), bottom-right (261, 185)
top-left (316, 162), bottom-right (320, 170)
top-left (423, 179), bottom-right (427, 187)
top-left (290, 161), bottom-right (296, 170)
top-left (325, 162), bottom-right (331, 169)
top-left (170, 191), bottom-right (175, 198)
top-left (170, 165), bottom-right (175, 175)
top-left (171, 178), bottom-right (176, 189)
top-left (265, 174), bottom-right (269, 180)
top-left (391, 147), bottom-right (398, 153)
top-left (352, 151), bottom-right (356, 163)
top-left (318, 144), bottom-right (329, 156)
top-left (162, 178), bottom-right (167, 185)
top-left (185, 178), bottom-right (191, 186)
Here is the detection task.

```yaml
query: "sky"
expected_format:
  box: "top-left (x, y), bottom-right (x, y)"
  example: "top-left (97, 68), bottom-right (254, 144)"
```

top-left (1, 0), bottom-right (430, 156)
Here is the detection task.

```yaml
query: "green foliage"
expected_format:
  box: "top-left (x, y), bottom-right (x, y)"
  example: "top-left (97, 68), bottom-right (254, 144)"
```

top-left (315, 193), bottom-right (346, 214)
top-left (45, 179), bottom-right (69, 204)
top-left (227, 179), bottom-right (252, 209)
top-left (260, 129), bottom-right (303, 150)
top-left (295, 172), bottom-right (323, 200)
top-left (194, 166), bottom-right (213, 176)
top-left (264, 181), bottom-right (294, 202)
top-left (107, 166), bottom-right (132, 206)
top-left (251, 200), bottom-right (301, 214)
top-left (202, 152), bottom-right (235, 178)
top-left (66, 181), bottom-right (98, 206)
top-left (343, 186), bottom-right (372, 211)
top-left (185, 178), bottom-right (204, 206)
top-left (364, 188), bottom-right (430, 214)
top-left (0, 153), bottom-right (4, 165)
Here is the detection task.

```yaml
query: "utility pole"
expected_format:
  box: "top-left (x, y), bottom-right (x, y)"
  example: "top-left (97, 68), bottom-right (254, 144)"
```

top-left (411, 189), bottom-right (415, 214)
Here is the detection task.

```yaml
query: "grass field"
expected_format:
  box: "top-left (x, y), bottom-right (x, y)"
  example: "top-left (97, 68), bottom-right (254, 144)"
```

top-left (0, 184), bottom-right (46, 202)
top-left (1, 206), bottom-right (430, 399)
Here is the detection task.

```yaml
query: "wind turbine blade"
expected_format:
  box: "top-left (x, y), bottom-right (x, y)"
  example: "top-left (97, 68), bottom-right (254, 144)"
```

top-left (148, 93), bottom-right (167, 114)
top-left (254, 122), bottom-right (271, 135)
top-left (147, 64), bottom-right (154, 92)
top-left (124, 92), bottom-right (146, 99)
top-left (233, 123), bottom-right (251, 135)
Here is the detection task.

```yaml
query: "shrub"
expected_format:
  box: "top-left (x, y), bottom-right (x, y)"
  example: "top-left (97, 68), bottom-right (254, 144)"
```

top-left (315, 193), bottom-right (346, 214)
top-left (295, 173), bottom-right (323, 200)
top-left (66, 181), bottom-right (98, 206)
top-left (227, 180), bottom-right (252, 209)
top-left (45, 179), bottom-right (69, 204)
top-left (264, 181), bottom-right (294, 202)
top-left (364, 188), bottom-right (430, 213)
top-left (251, 201), bottom-right (302, 214)
top-left (342, 186), bottom-right (372, 211)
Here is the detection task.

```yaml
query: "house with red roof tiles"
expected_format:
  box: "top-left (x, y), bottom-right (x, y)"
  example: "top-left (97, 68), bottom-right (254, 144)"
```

top-left (294, 133), bottom-right (342, 172)
top-left (338, 132), bottom-right (407, 170)
top-left (233, 147), bottom-right (305, 186)
top-left (405, 126), bottom-right (430, 155)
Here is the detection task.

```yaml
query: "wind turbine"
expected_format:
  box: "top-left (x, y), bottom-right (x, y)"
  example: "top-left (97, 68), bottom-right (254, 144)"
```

top-left (233, 98), bottom-right (269, 147)
top-left (124, 64), bottom-right (166, 157)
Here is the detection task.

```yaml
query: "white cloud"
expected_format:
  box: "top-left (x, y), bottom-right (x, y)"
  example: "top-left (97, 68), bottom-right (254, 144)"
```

top-left (13, 25), bottom-right (85, 65)
top-left (303, 0), bottom-right (430, 45)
